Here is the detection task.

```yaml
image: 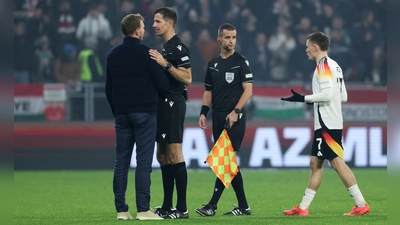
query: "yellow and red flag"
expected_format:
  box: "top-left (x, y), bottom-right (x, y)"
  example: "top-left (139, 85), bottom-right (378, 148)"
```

top-left (205, 129), bottom-right (239, 188)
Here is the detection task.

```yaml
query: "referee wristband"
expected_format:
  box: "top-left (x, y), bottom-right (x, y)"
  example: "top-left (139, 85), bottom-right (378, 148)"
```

top-left (200, 105), bottom-right (210, 117)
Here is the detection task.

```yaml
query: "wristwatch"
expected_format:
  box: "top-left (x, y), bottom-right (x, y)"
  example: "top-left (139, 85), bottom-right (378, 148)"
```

top-left (164, 62), bottom-right (172, 70)
top-left (234, 108), bottom-right (241, 114)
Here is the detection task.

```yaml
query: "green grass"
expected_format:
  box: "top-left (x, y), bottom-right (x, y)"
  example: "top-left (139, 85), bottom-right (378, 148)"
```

top-left (14, 169), bottom-right (386, 225)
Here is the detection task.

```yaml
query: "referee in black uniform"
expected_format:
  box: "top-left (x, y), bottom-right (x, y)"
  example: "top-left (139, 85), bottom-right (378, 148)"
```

top-left (149, 7), bottom-right (192, 219)
top-left (196, 23), bottom-right (253, 217)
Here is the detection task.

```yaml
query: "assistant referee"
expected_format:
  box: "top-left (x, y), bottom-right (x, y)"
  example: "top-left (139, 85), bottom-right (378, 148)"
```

top-left (196, 23), bottom-right (253, 217)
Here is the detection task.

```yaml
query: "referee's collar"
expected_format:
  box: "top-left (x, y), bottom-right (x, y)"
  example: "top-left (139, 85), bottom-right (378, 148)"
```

top-left (165, 34), bottom-right (178, 45)
top-left (220, 50), bottom-right (235, 59)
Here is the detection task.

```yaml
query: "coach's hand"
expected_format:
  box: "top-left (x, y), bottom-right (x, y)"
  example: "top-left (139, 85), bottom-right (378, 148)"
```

top-left (281, 89), bottom-right (305, 102)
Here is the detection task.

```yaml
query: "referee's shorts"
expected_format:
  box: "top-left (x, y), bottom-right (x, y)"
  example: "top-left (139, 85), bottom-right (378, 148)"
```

top-left (212, 109), bottom-right (246, 151)
top-left (156, 94), bottom-right (186, 143)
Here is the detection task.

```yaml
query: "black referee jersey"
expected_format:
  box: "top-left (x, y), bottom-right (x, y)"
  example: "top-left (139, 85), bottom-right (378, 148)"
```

top-left (204, 51), bottom-right (254, 112)
top-left (161, 34), bottom-right (191, 95)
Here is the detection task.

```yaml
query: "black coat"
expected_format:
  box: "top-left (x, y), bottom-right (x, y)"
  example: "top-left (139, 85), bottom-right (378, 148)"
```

top-left (105, 37), bottom-right (169, 116)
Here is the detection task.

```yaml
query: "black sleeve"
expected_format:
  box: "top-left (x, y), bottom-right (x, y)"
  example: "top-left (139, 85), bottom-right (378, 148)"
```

top-left (204, 63), bottom-right (213, 91)
top-left (240, 57), bottom-right (254, 83)
top-left (104, 66), bottom-right (115, 116)
top-left (170, 44), bottom-right (191, 69)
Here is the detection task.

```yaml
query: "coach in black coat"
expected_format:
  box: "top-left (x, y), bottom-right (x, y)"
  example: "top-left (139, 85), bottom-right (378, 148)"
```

top-left (105, 14), bottom-right (168, 221)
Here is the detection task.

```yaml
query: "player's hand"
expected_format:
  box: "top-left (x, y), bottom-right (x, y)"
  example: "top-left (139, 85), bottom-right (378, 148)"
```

top-left (149, 49), bottom-right (168, 67)
top-left (281, 89), bottom-right (305, 102)
top-left (199, 115), bottom-right (208, 129)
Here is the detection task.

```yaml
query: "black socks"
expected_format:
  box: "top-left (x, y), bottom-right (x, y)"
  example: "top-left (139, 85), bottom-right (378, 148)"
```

top-left (208, 169), bottom-right (249, 209)
top-left (172, 162), bottom-right (188, 212)
top-left (160, 164), bottom-right (174, 210)
top-left (231, 170), bottom-right (249, 209)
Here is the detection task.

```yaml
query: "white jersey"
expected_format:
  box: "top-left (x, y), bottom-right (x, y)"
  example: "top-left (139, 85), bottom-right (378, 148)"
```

top-left (304, 56), bottom-right (348, 130)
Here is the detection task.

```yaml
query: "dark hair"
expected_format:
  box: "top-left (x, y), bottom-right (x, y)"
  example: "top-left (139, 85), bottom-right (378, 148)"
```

top-left (307, 32), bottom-right (330, 51)
top-left (218, 23), bottom-right (236, 37)
top-left (154, 7), bottom-right (178, 27)
top-left (121, 13), bottom-right (144, 36)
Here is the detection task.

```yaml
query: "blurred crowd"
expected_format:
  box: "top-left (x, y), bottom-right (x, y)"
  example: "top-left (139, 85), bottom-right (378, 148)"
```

top-left (14, 0), bottom-right (387, 88)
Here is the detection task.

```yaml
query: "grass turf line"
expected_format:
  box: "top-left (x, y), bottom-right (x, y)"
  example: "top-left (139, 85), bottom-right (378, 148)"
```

top-left (15, 169), bottom-right (386, 225)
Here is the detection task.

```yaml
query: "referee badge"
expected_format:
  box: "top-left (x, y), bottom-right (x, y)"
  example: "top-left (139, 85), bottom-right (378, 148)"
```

top-left (225, 72), bottom-right (234, 83)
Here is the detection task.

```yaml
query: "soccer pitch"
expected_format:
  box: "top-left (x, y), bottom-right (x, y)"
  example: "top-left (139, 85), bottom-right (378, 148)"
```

top-left (14, 169), bottom-right (386, 225)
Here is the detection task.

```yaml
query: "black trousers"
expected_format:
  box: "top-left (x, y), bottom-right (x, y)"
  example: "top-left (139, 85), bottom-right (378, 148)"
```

top-left (113, 112), bottom-right (156, 213)
top-left (212, 109), bottom-right (246, 151)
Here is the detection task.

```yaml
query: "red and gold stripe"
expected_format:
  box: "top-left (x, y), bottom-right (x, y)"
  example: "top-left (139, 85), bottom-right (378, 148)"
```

top-left (322, 131), bottom-right (344, 159)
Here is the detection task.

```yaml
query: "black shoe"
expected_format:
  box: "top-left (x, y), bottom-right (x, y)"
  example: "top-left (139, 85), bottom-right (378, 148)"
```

top-left (196, 204), bottom-right (217, 217)
top-left (154, 206), bottom-right (174, 217)
top-left (222, 204), bottom-right (251, 216)
top-left (164, 209), bottom-right (189, 219)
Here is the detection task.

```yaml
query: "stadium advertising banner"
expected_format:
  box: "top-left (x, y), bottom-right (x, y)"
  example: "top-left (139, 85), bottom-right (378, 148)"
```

top-left (14, 84), bottom-right (386, 122)
top-left (187, 85), bottom-right (387, 122)
top-left (14, 122), bottom-right (386, 170)
top-left (14, 84), bottom-right (45, 116)
top-left (186, 85), bottom-right (305, 121)
top-left (130, 123), bottom-right (386, 169)
top-left (303, 86), bottom-right (386, 122)
top-left (14, 84), bottom-right (67, 121)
